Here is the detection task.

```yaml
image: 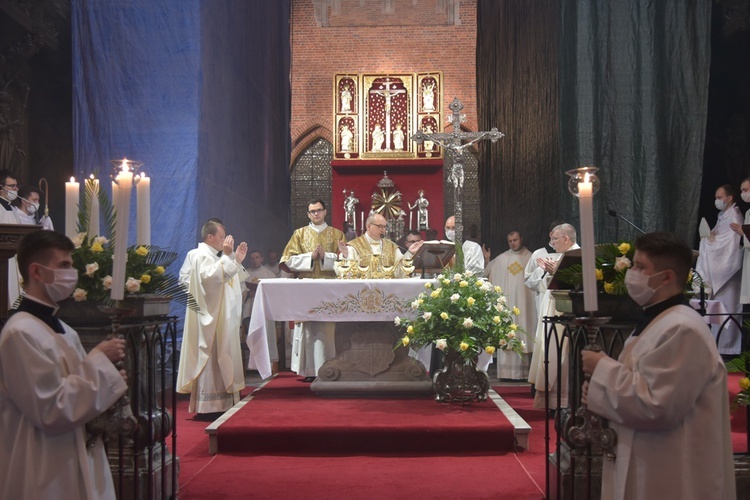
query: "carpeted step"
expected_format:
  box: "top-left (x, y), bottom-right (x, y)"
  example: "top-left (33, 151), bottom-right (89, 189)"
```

top-left (214, 373), bottom-right (516, 455)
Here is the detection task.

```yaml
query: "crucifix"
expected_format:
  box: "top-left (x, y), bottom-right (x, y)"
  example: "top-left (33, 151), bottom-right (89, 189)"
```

top-left (410, 97), bottom-right (504, 244)
top-left (369, 78), bottom-right (405, 151)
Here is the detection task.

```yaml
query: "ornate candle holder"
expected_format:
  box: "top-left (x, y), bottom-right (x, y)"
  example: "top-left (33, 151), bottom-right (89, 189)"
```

top-left (110, 158), bottom-right (144, 187)
top-left (565, 166), bottom-right (600, 196)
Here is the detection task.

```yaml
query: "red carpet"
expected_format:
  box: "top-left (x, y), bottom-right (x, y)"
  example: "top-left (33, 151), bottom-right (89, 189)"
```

top-left (729, 371), bottom-right (749, 453)
top-left (215, 373), bottom-right (516, 454)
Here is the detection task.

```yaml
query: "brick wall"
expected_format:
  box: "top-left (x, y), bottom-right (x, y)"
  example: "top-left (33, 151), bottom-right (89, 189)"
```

top-left (290, 0), bottom-right (478, 166)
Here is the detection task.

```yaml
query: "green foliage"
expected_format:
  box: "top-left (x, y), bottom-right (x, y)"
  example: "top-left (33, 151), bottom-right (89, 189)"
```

top-left (394, 269), bottom-right (527, 361)
top-left (554, 242), bottom-right (635, 295)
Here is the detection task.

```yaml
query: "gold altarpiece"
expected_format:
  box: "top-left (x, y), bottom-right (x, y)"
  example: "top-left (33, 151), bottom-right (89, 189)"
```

top-left (334, 72), bottom-right (443, 160)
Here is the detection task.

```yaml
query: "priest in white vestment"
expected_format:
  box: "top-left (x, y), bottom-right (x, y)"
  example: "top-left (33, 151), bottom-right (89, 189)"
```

top-left (0, 230), bottom-right (128, 499)
top-left (524, 220), bottom-right (562, 314)
top-left (483, 230), bottom-right (536, 380)
top-left (177, 220), bottom-right (248, 414)
top-left (583, 231), bottom-right (735, 500)
top-left (527, 223), bottom-right (579, 409)
top-left (732, 177), bottom-right (750, 305)
top-left (281, 199), bottom-right (346, 381)
top-left (696, 184), bottom-right (743, 355)
top-left (242, 250), bottom-right (279, 369)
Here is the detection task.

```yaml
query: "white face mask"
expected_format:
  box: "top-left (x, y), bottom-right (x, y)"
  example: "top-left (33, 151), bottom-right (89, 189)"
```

top-left (38, 265), bottom-right (79, 303)
top-left (4, 189), bottom-right (17, 201)
top-left (27, 202), bottom-right (39, 214)
top-left (741, 192), bottom-right (750, 203)
top-left (715, 198), bottom-right (726, 211)
top-left (624, 268), bottom-right (666, 307)
top-left (444, 229), bottom-right (455, 242)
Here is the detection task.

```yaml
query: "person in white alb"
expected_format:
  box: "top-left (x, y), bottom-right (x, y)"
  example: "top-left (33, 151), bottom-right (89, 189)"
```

top-left (0, 230), bottom-right (128, 498)
top-left (582, 231), bottom-right (735, 500)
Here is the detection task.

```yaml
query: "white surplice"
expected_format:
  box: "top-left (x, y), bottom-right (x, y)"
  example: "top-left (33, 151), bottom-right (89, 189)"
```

top-left (527, 244), bottom-right (579, 409)
top-left (176, 242), bottom-right (247, 413)
top-left (740, 207), bottom-right (750, 304)
top-left (524, 246), bottom-right (549, 315)
top-left (696, 205), bottom-right (743, 354)
top-left (484, 247), bottom-right (536, 379)
top-left (587, 304), bottom-right (735, 500)
top-left (0, 310), bottom-right (128, 499)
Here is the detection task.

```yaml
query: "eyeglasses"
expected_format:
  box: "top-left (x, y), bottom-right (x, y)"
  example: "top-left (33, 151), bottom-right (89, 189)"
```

top-left (308, 209), bottom-right (325, 215)
top-left (405, 239), bottom-right (421, 244)
top-left (370, 223), bottom-right (387, 229)
top-left (3, 184), bottom-right (17, 189)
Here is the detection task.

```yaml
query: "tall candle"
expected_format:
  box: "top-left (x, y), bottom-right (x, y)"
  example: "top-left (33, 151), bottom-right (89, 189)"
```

top-left (578, 176), bottom-right (598, 312)
top-left (136, 172), bottom-right (151, 245)
top-left (65, 177), bottom-right (79, 239)
top-left (87, 176), bottom-right (100, 238)
top-left (360, 211), bottom-right (364, 233)
top-left (409, 211), bottom-right (413, 230)
top-left (111, 164), bottom-right (133, 301)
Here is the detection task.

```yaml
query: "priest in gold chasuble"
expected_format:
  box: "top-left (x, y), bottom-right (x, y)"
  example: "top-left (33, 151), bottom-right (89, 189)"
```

top-left (282, 199), bottom-right (346, 380)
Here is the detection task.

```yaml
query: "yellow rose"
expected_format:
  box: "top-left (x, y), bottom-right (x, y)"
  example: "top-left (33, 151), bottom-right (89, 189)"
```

top-left (510, 324), bottom-right (518, 330)
top-left (512, 306), bottom-right (520, 316)
top-left (459, 281), bottom-right (469, 287)
top-left (425, 282), bottom-right (432, 289)
top-left (440, 312), bottom-right (449, 320)
top-left (595, 269), bottom-right (604, 281)
top-left (442, 279), bottom-right (450, 285)
top-left (618, 242), bottom-right (631, 255)
top-left (494, 285), bottom-right (502, 293)
top-left (154, 266), bottom-right (165, 275)
top-left (91, 242), bottom-right (104, 253)
top-left (418, 299), bottom-right (424, 305)
top-left (485, 346), bottom-right (496, 355)
top-left (740, 377), bottom-right (750, 391)
top-left (140, 274), bottom-right (151, 284)
top-left (492, 316), bottom-right (501, 324)
top-left (431, 290), bottom-right (441, 298)
top-left (603, 282), bottom-right (615, 294)
top-left (466, 297), bottom-right (476, 306)
top-left (459, 342), bottom-right (469, 351)
top-left (402, 336), bottom-right (410, 346)
top-left (135, 246), bottom-right (149, 256)
top-left (407, 325), bottom-right (414, 334)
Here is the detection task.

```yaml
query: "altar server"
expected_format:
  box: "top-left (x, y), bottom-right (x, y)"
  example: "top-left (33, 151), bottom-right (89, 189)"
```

top-left (696, 184), bottom-right (743, 355)
top-left (177, 219), bottom-right (248, 414)
top-left (582, 231), bottom-right (735, 500)
top-left (0, 230), bottom-right (128, 498)
top-left (731, 177), bottom-right (750, 305)
top-left (444, 215), bottom-right (484, 275)
top-left (483, 230), bottom-right (536, 380)
top-left (281, 199), bottom-right (346, 382)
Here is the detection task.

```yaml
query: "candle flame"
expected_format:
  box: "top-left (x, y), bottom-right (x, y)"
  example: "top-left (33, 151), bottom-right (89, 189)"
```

top-left (70, 176), bottom-right (75, 182)
top-left (583, 172), bottom-right (591, 183)
top-left (89, 173), bottom-right (95, 179)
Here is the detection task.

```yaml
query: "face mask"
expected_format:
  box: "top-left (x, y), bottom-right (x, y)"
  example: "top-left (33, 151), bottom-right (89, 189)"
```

top-left (624, 268), bottom-right (666, 307)
top-left (445, 229), bottom-right (455, 242)
top-left (715, 198), bottom-right (726, 211)
top-left (38, 265), bottom-right (78, 303)
top-left (28, 202), bottom-right (39, 214)
top-left (549, 241), bottom-right (556, 250)
top-left (4, 189), bottom-right (17, 201)
top-left (741, 192), bottom-right (750, 203)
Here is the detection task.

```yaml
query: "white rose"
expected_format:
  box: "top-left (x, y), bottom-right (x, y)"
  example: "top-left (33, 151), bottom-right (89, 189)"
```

top-left (450, 293), bottom-right (460, 303)
top-left (85, 262), bottom-right (99, 277)
top-left (614, 256), bottom-right (631, 271)
top-left (102, 275), bottom-right (113, 290)
top-left (125, 277), bottom-right (142, 293)
top-left (423, 312), bottom-right (432, 320)
top-left (435, 339), bottom-right (447, 350)
top-left (411, 299), bottom-right (420, 309)
top-left (394, 317), bottom-right (402, 326)
top-left (508, 331), bottom-right (516, 339)
top-left (453, 273), bottom-right (462, 281)
top-left (71, 232), bottom-right (86, 248)
top-left (462, 317), bottom-right (474, 328)
top-left (94, 236), bottom-right (109, 245)
top-left (72, 288), bottom-right (87, 302)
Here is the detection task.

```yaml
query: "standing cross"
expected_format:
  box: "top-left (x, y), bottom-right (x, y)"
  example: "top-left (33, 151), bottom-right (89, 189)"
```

top-left (410, 97), bottom-right (504, 244)
top-left (370, 78), bottom-right (406, 151)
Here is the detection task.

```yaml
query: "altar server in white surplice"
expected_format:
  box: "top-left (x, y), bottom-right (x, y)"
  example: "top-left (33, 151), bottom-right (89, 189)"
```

top-left (177, 220), bottom-right (248, 414)
top-left (525, 220), bottom-right (563, 315)
top-left (0, 230), bottom-right (128, 499)
top-left (242, 249), bottom-right (278, 368)
top-left (582, 232), bottom-right (735, 500)
top-left (696, 184), bottom-right (743, 355)
top-left (281, 199), bottom-right (346, 382)
top-left (732, 178), bottom-right (750, 307)
top-left (527, 223), bottom-right (579, 409)
top-left (483, 230), bottom-right (536, 380)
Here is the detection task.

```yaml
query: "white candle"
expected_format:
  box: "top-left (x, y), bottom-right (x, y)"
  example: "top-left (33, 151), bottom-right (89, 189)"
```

top-left (136, 172), bottom-right (151, 245)
top-left (65, 177), bottom-right (79, 239)
top-left (578, 176), bottom-right (598, 312)
top-left (360, 211), bottom-right (364, 232)
top-left (111, 163), bottom-right (133, 301)
top-left (409, 211), bottom-right (413, 230)
top-left (87, 176), bottom-right (100, 239)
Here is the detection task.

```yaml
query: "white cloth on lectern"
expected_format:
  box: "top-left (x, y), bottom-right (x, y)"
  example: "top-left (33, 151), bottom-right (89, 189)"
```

top-left (485, 247), bottom-right (535, 379)
top-left (242, 265), bottom-right (278, 363)
top-left (696, 206), bottom-right (743, 354)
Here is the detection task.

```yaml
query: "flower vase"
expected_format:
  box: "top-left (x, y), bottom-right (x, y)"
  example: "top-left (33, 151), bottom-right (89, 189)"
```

top-left (433, 349), bottom-right (490, 404)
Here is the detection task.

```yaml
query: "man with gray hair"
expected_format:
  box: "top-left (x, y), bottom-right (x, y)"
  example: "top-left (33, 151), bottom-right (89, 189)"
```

top-left (527, 223), bottom-right (580, 409)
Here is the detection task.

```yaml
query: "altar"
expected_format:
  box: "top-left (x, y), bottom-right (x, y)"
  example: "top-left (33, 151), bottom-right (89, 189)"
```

top-left (246, 278), bottom-right (433, 396)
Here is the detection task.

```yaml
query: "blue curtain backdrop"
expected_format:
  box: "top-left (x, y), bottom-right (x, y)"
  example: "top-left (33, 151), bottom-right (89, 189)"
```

top-left (72, 0), bottom-right (291, 320)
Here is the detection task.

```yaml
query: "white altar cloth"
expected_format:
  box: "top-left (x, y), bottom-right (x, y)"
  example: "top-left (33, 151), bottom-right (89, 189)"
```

top-left (247, 278), bottom-right (429, 379)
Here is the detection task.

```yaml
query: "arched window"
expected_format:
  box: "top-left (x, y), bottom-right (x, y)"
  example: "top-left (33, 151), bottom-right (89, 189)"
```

top-left (290, 138), bottom-right (333, 229)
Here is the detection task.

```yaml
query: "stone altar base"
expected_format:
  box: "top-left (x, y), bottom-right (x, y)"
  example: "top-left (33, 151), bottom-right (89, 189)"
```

top-left (311, 321), bottom-right (433, 397)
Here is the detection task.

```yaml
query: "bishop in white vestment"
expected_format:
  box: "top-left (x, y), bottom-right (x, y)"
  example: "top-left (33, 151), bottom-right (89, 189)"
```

top-left (177, 221), bottom-right (248, 413)
top-left (484, 231), bottom-right (536, 380)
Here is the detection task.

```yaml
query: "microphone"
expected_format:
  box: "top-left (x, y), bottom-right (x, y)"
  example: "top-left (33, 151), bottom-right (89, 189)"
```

top-left (607, 207), bottom-right (646, 235)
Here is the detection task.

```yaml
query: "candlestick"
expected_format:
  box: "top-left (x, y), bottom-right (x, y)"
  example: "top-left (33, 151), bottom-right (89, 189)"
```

top-left (567, 167), bottom-right (600, 312)
top-left (65, 177), bottom-right (79, 239)
top-left (360, 211), bottom-right (364, 233)
top-left (111, 161), bottom-right (134, 300)
top-left (86, 176), bottom-right (100, 238)
top-left (136, 171), bottom-right (151, 245)
top-left (409, 211), bottom-right (413, 231)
